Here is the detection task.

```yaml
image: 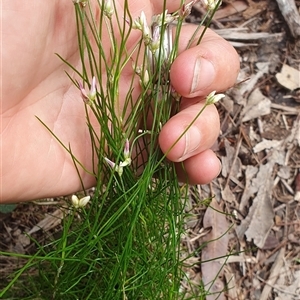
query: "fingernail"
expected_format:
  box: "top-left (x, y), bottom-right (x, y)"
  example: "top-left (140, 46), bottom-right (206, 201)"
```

top-left (180, 125), bottom-right (201, 160)
top-left (191, 57), bottom-right (215, 94)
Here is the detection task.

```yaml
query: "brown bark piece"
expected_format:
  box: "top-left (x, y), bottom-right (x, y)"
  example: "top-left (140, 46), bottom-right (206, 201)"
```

top-left (276, 0), bottom-right (300, 38)
top-left (242, 0), bottom-right (268, 19)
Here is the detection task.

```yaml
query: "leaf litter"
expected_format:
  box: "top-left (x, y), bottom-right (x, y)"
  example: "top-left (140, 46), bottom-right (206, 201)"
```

top-left (201, 198), bottom-right (229, 300)
top-left (184, 1), bottom-right (300, 298)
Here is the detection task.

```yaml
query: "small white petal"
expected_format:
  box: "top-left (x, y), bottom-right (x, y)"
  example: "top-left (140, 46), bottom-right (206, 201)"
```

top-left (89, 76), bottom-right (97, 100)
top-left (78, 196), bottom-right (91, 208)
top-left (104, 157), bottom-right (116, 168)
top-left (71, 195), bottom-right (80, 208)
top-left (202, 0), bottom-right (222, 11)
top-left (123, 138), bottom-right (130, 159)
top-left (119, 157), bottom-right (131, 167)
top-left (116, 165), bottom-right (124, 177)
top-left (205, 91), bottom-right (225, 105)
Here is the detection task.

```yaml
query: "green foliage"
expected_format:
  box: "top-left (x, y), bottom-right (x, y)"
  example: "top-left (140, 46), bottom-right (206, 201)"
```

top-left (0, 204), bottom-right (17, 214)
top-left (0, 1), bottom-right (223, 299)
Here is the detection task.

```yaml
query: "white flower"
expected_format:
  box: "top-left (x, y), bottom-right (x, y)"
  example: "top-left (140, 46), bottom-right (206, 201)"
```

top-left (141, 69), bottom-right (150, 87)
top-left (151, 10), bottom-right (175, 26)
top-left (132, 11), bottom-right (151, 44)
top-left (71, 195), bottom-right (91, 209)
top-left (180, 1), bottom-right (200, 18)
top-left (104, 157), bottom-right (124, 176)
top-left (104, 139), bottom-right (132, 177)
top-left (73, 0), bottom-right (87, 6)
top-left (99, 0), bottom-right (114, 18)
top-left (149, 25), bottom-right (160, 53)
top-left (133, 63), bottom-right (150, 86)
top-left (202, 0), bottom-right (222, 11)
top-left (205, 91), bottom-right (225, 105)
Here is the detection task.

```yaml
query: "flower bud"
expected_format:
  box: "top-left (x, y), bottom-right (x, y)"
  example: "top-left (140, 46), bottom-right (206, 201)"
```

top-left (79, 76), bottom-right (97, 105)
top-left (123, 139), bottom-right (130, 159)
top-left (132, 11), bottom-right (151, 45)
top-left (104, 157), bottom-right (116, 169)
top-left (89, 76), bottom-right (97, 101)
top-left (142, 70), bottom-right (150, 86)
top-left (99, 0), bottom-right (114, 18)
top-left (71, 195), bottom-right (91, 209)
top-left (149, 25), bottom-right (160, 53)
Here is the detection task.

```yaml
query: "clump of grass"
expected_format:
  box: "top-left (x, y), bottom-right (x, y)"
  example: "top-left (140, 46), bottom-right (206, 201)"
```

top-left (0, 1), bottom-right (224, 299)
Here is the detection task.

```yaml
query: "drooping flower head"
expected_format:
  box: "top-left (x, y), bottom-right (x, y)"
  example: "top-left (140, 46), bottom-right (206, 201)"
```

top-left (205, 91), bottom-right (225, 105)
top-left (202, 0), bottom-right (222, 11)
top-left (180, 0), bottom-right (201, 18)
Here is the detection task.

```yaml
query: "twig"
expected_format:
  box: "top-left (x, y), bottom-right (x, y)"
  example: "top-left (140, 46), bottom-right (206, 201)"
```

top-left (225, 131), bottom-right (243, 187)
top-left (259, 247), bottom-right (285, 300)
top-left (276, 0), bottom-right (300, 38)
top-left (271, 103), bottom-right (300, 114)
top-left (214, 29), bottom-right (283, 41)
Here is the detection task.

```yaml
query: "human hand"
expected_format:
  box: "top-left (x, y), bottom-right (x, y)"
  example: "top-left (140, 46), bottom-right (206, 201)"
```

top-left (1, 0), bottom-right (239, 203)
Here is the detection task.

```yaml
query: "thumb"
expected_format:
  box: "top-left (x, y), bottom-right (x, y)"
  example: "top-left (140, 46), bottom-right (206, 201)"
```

top-left (170, 26), bottom-right (240, 98)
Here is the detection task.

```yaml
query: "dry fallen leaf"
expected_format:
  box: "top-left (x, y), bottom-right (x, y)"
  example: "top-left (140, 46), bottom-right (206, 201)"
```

top-left (239, 62), bottom-right (269, 96)
top-left (221, 185), bottom-right (235, 203)
top-left (242, 88), bottom-right (271, 122)
top-left (27, 208), bottom-right (67, 235)
top-left (236, 153), bottom-right (280, 248)
top-left (201, 198), bottom-right (229, 300)
top-left (276, 63), bottom-right (300, 91)
top-left (253, 139), bottom-right (282, 153)
top-left (244, 176), bottom-right (274, 249)
top-left (239, 165), bottom-right (258, 212)
top-left (275, 267), bottom-right (300, 299)
top-left (295, 171), bottom-right (300, 202)
top-left (221, 139), bottom-right (242, 179)
top-left (214, 1), bottom-right (248, 19)
top-left (243, 0), bottom-right (268, 19)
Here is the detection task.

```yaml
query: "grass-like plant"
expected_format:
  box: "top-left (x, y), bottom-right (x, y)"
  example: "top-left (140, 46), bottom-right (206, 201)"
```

top-left (0, 1), bottom-right (225, 299)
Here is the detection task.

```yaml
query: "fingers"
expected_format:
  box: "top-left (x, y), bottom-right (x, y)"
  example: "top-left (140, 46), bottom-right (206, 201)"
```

top-left (175, 149), bottom-right (221, 185)
top-left (170, 25), bottom-right (240, 98)
top-left (159, 25), bottom-right (238, 184)
top-left (151, 0), bottom-right (193, 13)
top-left (159, 101), bottom-right (220, 162)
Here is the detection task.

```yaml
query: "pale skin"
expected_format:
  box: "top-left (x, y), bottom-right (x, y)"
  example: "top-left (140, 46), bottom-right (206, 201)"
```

top-left (1, 0), bottom-right (240, 203)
